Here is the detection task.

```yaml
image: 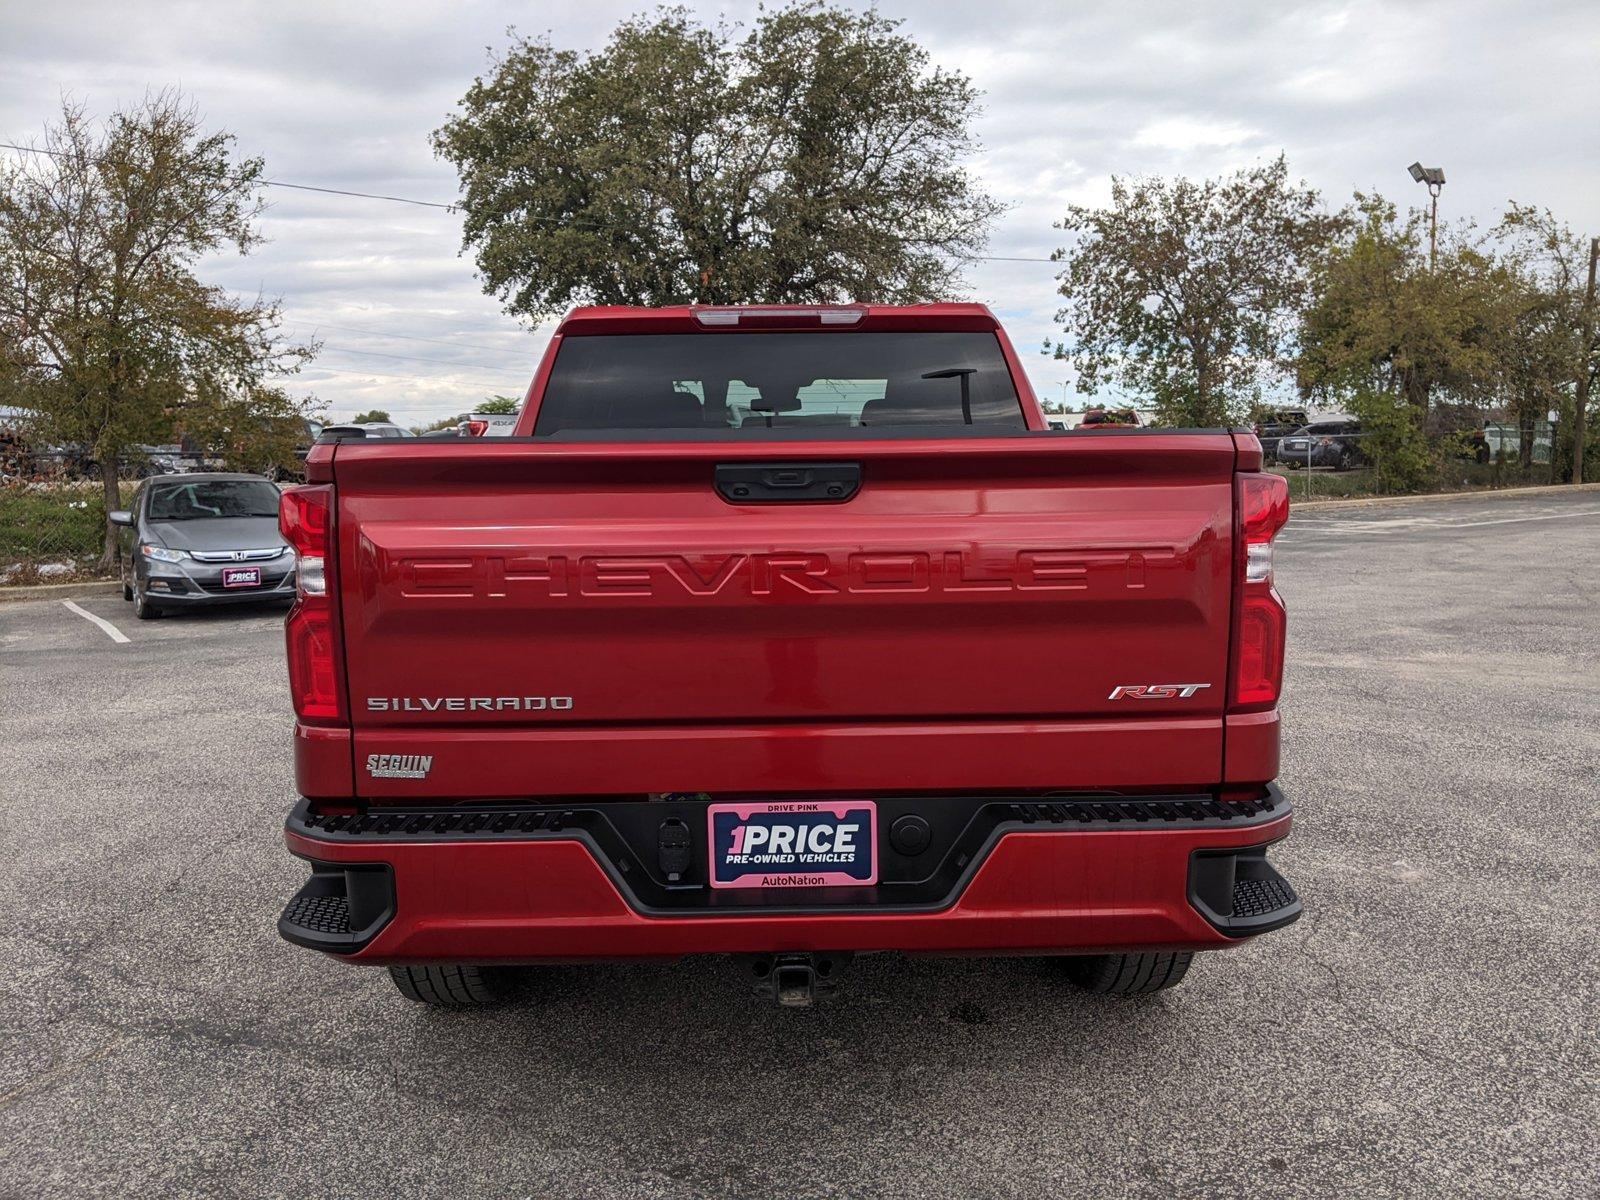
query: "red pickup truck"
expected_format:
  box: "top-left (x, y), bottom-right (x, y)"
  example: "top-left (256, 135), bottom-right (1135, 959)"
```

top-left (277, 303), bottom-right (1298, 1008)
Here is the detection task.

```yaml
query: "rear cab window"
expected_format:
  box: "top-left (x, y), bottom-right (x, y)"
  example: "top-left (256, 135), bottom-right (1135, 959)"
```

top-left (533, 331), bottom-right (1026, 437)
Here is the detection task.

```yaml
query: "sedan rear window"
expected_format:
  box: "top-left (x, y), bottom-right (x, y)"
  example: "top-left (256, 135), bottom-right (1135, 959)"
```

top-left (533, 332), bottom-right (1025, 437)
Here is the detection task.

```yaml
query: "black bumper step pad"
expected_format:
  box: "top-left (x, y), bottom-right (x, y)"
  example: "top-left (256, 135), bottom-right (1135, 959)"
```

top-left (1188, 845), bottom-right (1301, 937)
top-left (1010, 794), bottom-right (1280, 826)
top-left (277, 863), bottom-right (396, 954)
top-left (1232, 872), bottom-right (1299, 919)
top-left (292, 787), bottom-right (1286, 845)
top-left (282, 891), bottom-right (352, 936)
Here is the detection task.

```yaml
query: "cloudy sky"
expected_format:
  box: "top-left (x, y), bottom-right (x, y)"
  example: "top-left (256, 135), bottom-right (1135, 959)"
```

top-left (3, 0), bottom-right (1596, 425)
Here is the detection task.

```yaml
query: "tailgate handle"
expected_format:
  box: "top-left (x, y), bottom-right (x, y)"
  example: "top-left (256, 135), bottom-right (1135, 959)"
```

top-left (716, 462), bottom-right (861, 504)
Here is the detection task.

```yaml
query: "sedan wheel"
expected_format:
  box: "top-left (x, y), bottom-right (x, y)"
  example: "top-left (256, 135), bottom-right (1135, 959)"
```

top-left (133, 583), bottom-right (164, 620)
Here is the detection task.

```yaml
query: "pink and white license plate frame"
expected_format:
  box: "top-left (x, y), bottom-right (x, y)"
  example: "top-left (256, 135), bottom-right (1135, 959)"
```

top-left (706, 800), bottom-right (878, 890)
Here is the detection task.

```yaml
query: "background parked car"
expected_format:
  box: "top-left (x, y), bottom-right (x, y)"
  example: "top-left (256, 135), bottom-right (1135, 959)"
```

top-left (1275, 419), bottom-right (1367, 471)
top-left (128, 443), bottom-right (206, 476)
top-left (109, 473), bottom-right (294, 619)
top-left (1253, 408), bottom-right (1310, 455)
top-left (1076, 407), bottom-right (1141, 429)
top-left (320, 421), bottom-right (415, 440)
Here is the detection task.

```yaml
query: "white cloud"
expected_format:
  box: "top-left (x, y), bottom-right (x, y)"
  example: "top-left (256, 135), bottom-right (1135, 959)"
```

top-left (1131, 117), bottom-right (1258, 151)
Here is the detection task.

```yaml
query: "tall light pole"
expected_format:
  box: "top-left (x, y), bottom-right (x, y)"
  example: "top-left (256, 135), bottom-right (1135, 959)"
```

top-left (1408, 162), bottom-right (1446, 270)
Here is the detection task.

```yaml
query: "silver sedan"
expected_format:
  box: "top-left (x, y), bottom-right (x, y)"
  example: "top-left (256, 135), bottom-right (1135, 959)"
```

top-left (110, 474), bottom-right (295, 619)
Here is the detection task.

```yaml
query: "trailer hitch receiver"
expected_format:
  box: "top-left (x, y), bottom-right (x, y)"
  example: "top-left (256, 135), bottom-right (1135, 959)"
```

top-left (744, 952), bottom-right (852, 1007)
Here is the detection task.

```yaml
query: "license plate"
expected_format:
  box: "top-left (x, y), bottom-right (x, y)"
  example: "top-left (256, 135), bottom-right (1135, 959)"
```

top-left (707, 801), bottom-right (877, 890)
top-left (221, 566), bottom-right (261, 588)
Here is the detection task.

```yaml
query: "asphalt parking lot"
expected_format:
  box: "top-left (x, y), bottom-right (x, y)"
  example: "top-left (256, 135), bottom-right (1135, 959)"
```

top-left (2, 489), bottom-right (1597, 1199)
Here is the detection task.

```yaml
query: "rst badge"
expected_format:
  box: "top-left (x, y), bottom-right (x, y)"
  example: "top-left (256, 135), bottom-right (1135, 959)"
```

top-left (708, 801), bottom-right (877, 890)
top-left (1108, 684), bottom-right (1211, 700)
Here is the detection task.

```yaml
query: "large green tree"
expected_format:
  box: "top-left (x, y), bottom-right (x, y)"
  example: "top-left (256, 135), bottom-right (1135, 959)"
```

top-left (1299, 194), bottom-right (1511, 418)
top-left (0, 94), bottom-right (316, 567)
top-left (432, 2), bottom-right (1003, 318)
top-left (1048, 156), bottom-right (1345, 427)
top-left (1494, 205), bottom-right (1598, 478)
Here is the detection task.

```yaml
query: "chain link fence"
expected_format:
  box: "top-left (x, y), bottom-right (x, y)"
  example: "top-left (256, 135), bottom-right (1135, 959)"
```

top-left (1261, 423), bottom-right (1562, 501)
top-left (1, 409), bottom-right (137, 584)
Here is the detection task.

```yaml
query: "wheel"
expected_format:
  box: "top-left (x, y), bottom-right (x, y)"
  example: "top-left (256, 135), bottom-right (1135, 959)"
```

top-left (122, 578), bottom-right (133, 601)
top-left (1063, 951), bottom-right (1193, 994)
top-left (387, 964), bottom-right (514, 1006)
top-left (133, 584), bottom-right (164, 620)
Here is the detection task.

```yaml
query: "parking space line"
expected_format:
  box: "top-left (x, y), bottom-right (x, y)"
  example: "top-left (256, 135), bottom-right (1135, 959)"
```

top-left (1286, 508), bottom-right (1600, 536)
top-left (62, 600), bottom-right (131, 644)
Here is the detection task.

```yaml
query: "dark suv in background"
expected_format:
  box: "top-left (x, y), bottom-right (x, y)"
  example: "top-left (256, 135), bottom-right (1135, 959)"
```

top-left (1275, 419), bottom-right (1366, 471)
top-left (1252, 409), bottom-right (1310, 455)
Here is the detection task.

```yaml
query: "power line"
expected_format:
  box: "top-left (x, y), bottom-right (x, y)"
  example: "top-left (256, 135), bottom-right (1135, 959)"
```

top-left (301, 362), bottom-right (510, 390)
top-left (258, 179), bottom-right (451, 210)
top-left (302, 339), bottom-right (528, 372)
top-left (0, 139), bottom-right (1060, 264)
top-left (292, 319), bottom-right (539, 357)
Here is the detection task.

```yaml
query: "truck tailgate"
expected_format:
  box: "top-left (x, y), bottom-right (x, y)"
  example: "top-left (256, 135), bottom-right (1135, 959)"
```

top-left (331, 433), bottom-right (1239, 798)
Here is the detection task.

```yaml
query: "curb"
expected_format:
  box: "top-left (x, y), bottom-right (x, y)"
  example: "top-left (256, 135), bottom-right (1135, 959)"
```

top-left (0, 579), bottom-right (121, 604)
top-left (1292, 482), bottom-right (1600, 511)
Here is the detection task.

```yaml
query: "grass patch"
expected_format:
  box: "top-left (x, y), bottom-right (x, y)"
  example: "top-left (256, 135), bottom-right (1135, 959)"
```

top-left (0, 482), bottom-right (132, 581)
top-left (1267, 460), bottom-right (1561, 502)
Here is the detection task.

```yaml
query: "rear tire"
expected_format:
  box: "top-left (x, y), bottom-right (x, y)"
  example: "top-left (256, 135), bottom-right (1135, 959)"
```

top-left (387, 964), bottom-right (513, 1007)
top-left (122, 579), bottom-right (133, 601)
top-left (1063, 951), bottom-right (1193, 994)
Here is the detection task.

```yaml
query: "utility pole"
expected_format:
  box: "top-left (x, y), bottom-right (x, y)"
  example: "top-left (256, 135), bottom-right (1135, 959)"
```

top-left (1429, 187), bottom-right (1439, 270)
top-left (1573, 236), bottom-right (1598, 485)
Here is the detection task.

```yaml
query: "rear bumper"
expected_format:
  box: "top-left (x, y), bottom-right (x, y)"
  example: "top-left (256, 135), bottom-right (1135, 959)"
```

top-left (280, 790), bottom-right (1299, 963)
top-left (148, 586), bottom-right (295, 606)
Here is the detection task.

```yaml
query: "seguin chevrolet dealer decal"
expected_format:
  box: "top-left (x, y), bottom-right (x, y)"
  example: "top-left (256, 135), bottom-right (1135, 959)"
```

top-left (366, 754), bottom-right (433, 780)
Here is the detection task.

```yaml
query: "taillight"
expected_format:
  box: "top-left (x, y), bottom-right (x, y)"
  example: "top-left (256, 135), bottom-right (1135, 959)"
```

top-left (464, 419), bottom-right (490, 437)
top-left (279, 485), bottom-right (345, 723)
top-left (1230, 472), bottom-right (1289, 712)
